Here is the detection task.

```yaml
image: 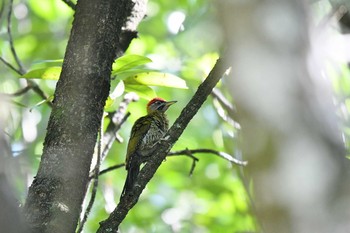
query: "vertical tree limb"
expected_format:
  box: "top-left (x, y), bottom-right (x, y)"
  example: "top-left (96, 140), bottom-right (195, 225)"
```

top-left (23, 0), bottom-right (147, 233)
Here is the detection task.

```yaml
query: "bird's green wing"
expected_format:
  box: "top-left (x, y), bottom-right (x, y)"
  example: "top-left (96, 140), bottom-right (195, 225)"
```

top-left (125, 115), bottom-right (152, 168)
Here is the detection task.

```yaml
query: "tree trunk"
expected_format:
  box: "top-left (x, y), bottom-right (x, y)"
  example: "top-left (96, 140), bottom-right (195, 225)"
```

top-left (23, 0), bottom-right (146, 232)
top-left (218, 0), bottom-right (350, 232)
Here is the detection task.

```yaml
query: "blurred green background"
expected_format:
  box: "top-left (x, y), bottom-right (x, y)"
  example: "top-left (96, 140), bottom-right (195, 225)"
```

top-left (1, 0), bottom-right (349, 232)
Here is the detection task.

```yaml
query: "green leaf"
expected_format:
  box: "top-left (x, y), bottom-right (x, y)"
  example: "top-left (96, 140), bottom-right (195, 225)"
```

top-left (22, 67), bottom-right (62, 80)
top-left (124, 72), bottom-right (188, 89)
top-left (124, 83), bottom-right (156, 100)
top-left (110, 80), bottom-right (125, 99)
top-left (31, 59), bottom-right (63, 69)
top-left (112, 54), bottom-right (152, 73)
top-left (28, 0), bottom-right (72, 21)
top-left (104, 96), bottom-right (115, 111)
top-left (104, 81), bottom-right (125, 112)
top-left (112, 68), bottom-right (155, 80)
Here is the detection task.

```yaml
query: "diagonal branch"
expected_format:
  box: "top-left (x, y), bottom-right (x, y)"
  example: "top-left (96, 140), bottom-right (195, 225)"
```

top-left (94, 147), bottom-right (246, 179)
top-left (0, 0), bottom-right (4, 23)
top-left (61, 0), bottom-right (76, 11)
top-left (0, 57), bottom-right (22, 75)
top-left (211, 88), bottom-right (238, 123)
top-left (7, 85), bottom-right (32, 96)
top-left (97, 56), bottom-right (229, 232)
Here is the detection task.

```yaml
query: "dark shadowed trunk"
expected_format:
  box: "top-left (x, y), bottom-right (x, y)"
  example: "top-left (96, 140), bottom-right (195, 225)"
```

top-left (23, 0), bottom-right (146, 232)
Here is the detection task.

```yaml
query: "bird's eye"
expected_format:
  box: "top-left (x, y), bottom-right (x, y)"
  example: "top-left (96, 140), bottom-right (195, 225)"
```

top-left (156, 102), bottom-right (165, 110)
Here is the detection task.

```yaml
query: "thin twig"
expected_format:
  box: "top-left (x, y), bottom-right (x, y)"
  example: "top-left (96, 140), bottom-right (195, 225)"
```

top-left (94, 147), bottom-right (246, 178)
top-left (184, 148), bottom-right (197, 176)
top-left (61, 0), bottom-right (76, 11)
top-left (7, 0), bottom-right (24, 74)
top-left (168, 148), bottom-right (247, 166)
top-left (102, 93), bottom-right (138, 160)
top-left (80, 94), bottom-right (138, 229)
top-left (6, 81), bottom-right (54, 107)
top-left (0, 56), bottom-right (22, 75)
top-left (7, 85), bottom-right (32, 96)
top-left (77, 119), bottom-right (103, 233)
top-left (0, 57), bottom-right (52, 106)
top-left (211, 88), bottom-right (238, 123)
top-left (91, 149), bottom-right (200, 178)
top-left (30, 82), bottom-right (54, 107)
top-left (91, 163), bottom-right (125, 179)
top-left (3, 0), bottom-right (53, 107)
top-left (189, 158), bottom-right (197, 176)
top-left (102, 112), bottom-right (130, 159)
top-left (168, 149), bottom-right (199, 162)
top-left (0, 1), bottom-right (5, 29)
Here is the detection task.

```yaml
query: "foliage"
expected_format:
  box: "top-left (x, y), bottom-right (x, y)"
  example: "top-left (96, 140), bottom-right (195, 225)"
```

top-left (22, 55), bottom-right (187, 101)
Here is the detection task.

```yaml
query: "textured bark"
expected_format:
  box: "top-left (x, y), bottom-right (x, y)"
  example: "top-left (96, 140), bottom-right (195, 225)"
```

top-left (23, 0), bottom-right (146, 232)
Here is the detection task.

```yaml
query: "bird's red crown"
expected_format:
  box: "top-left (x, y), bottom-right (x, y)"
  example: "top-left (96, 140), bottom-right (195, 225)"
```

top-left (147, 97), bottom-right (166, 107)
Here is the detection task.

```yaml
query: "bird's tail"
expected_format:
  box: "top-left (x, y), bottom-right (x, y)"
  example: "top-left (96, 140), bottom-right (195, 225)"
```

top-left (120, 163), bottom-right (139, 200)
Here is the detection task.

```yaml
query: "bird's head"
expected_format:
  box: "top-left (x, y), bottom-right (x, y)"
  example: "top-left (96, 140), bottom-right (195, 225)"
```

top-left (147, 97), bottom-right (177, 114)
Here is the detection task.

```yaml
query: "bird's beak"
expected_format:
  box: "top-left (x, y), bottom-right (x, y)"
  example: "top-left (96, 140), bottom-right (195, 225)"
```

top-left (165, 100), bottom-right (177, 107)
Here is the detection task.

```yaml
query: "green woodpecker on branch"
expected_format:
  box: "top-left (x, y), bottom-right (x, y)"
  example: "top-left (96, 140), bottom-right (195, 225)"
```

top-left (120, 97), bottom-right (176, 199)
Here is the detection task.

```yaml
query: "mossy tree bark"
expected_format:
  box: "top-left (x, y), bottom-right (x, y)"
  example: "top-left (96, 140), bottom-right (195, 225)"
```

top-left (23, 1), bottom-right (146, 232)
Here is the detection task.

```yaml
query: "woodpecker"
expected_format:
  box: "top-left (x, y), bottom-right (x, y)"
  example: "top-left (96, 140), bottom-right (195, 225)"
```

top-left (121, 97), bottom-right (176, 199)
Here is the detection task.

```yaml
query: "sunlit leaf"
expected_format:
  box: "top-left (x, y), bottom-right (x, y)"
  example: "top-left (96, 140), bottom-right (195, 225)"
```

top-left (105, 81), bottom-right (125, 111)
top-left (112, 68), bottom-right (154, 80)
top-left (110, 80), bottom-right (125, 99)
top-left (31, 59), bottom-right (63, 69)
top-left (112, 54), bottom-right (152, 73)
top-left (104, 96), bottom-right (115, 111)
top-left (28, 0), bottom-right (72, 21)
top-left (124, 72), bottom-right (188, 89)
top-left (22, 67), bottom-right (62, 80)
top-left (124, 83), bottom-right (156, 100)
top-left (340, 65), bottom-right (350, 95)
